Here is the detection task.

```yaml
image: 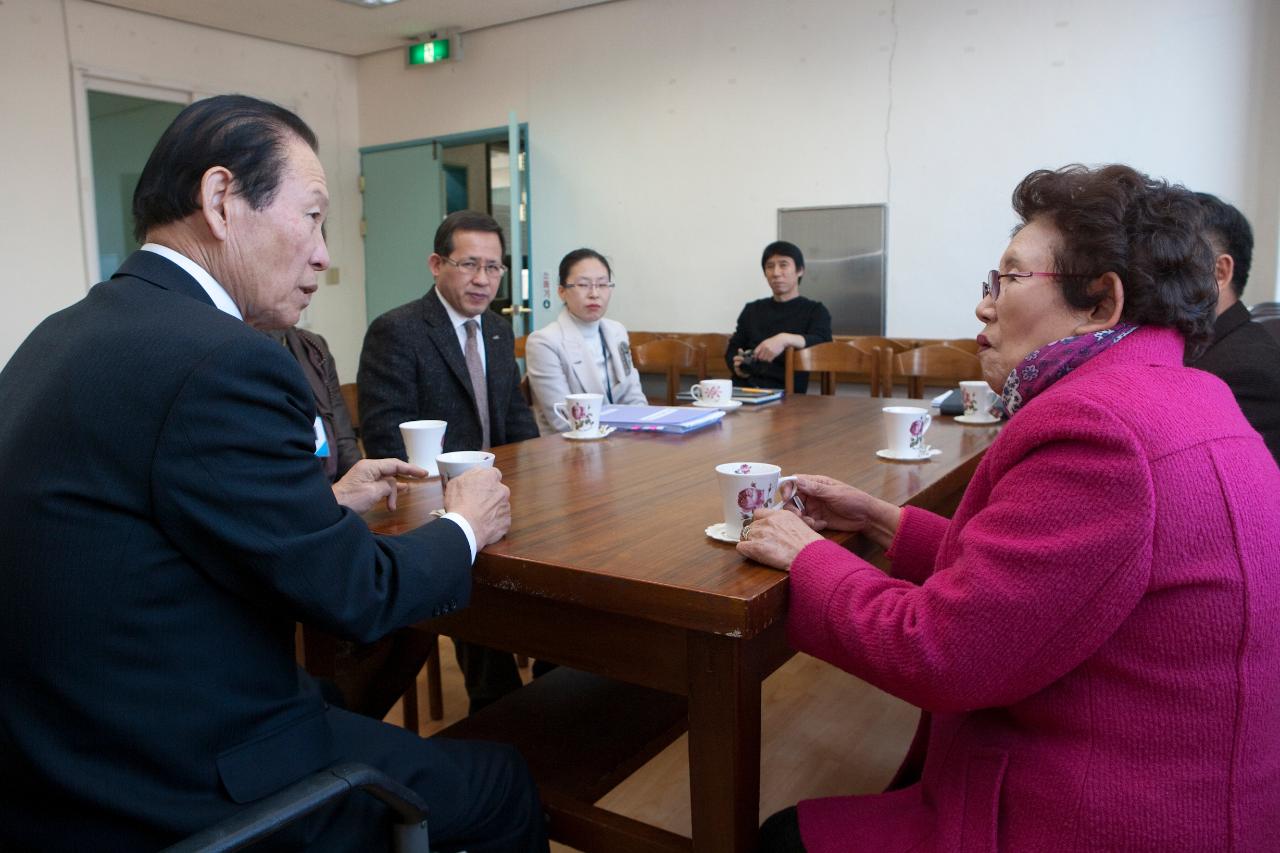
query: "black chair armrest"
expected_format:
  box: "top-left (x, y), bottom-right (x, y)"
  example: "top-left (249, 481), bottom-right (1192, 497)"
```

top-left (162, 762), bottom-right (429, 853)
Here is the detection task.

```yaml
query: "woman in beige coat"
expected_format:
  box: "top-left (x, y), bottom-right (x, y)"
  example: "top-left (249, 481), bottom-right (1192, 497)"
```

top-left (525, 248), bottom-right (646, 434)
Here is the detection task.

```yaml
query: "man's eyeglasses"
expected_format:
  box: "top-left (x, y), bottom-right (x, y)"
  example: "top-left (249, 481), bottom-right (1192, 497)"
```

top-left (982, 269), bottom-right (1089, 301)
top-left (563, 280), bottom-right (616, 292)
top-left (441, 256), bottom-right (507, 279)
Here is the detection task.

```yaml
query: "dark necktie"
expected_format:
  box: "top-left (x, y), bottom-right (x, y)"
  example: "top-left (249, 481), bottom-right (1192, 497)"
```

top-left (599, 328), bottom-right (614, 404)
top-left (464, 319), bottom-right (491, 449)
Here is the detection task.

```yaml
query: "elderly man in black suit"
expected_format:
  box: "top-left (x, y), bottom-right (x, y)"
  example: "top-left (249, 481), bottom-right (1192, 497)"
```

top-left (1186, 193), bottom-right (1280, 462)
top-left (0, 95), bottom-right (547, 852)
top-left (359, 210), bottom-right (541, 713)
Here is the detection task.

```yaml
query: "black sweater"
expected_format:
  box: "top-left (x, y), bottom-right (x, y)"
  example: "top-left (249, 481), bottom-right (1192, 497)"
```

top-left (725, 295), bottom-right (833, 392)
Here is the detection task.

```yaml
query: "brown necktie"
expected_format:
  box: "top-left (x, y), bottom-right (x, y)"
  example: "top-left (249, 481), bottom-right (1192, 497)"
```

top-left (464, 319), bottom-right (491, 449)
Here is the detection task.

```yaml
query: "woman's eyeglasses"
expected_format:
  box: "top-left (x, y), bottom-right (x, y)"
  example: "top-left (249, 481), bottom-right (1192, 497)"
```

top-left (563, 281), bottom-right (616, 292)
top-left (982, 270), bottom-right (1089, 300)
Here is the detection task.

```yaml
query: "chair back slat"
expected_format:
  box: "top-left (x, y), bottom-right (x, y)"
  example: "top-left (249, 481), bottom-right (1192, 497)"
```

top-left (785, 341), bottom-right (880, 396)
top-left (631, 339), bottom-right (707, 405)
top-left (889, 345), bottom-right (983, 399)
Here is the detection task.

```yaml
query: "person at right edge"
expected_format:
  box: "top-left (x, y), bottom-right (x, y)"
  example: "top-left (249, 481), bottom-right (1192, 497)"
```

top-left (740, 164), bottom-right (1280, 852)
top-left (725, 240), bottom-right (832, 393)
top-left (1184, 191), bottom-right (1280, 462)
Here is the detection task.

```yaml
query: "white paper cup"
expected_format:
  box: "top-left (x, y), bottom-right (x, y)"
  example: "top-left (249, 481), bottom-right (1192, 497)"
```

top-left (400, 419), bottom-right (448, 475)
top-left (553, 393), bottom-right (604, 435)
top-left (960, 380), bottom-right (998, 419)
top-left (882, 406), bottom-right (932, 457)
top-left (714, 462), bottom-right (799, 538)
top-left (691, 379), bottom-right (733, 403)
top-left (436, 450), bottom-right (495, 486)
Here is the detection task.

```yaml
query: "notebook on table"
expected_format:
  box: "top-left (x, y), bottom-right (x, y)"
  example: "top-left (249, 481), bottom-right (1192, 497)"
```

top-left (599, 405), bottom-right (726, 433)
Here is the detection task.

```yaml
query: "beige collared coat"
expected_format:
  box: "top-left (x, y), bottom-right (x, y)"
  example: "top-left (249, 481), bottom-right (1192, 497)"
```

top-left (524, 310), bottom-right (646, 434)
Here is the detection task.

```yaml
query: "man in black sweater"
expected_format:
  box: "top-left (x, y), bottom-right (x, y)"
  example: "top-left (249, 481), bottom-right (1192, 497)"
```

top-left (725, 240), bottom-right (833, 392)
top-left (1185, 193), bottom-right (1280, 463)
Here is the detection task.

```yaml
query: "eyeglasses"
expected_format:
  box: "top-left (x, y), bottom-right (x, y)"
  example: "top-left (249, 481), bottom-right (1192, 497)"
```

top-left (562, 280), bottom-right (616, 292)
top-left (440, 256), bottom-right (507, 279)
top-left (982, 269), bottom-right (1090, 301)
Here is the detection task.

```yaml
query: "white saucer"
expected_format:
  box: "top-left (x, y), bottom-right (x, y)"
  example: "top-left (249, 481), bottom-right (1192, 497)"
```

top-left (693, 399), bottom-right (743, 411)
top-left (876, 447), bottom-right (942, 461)
top-left (563, 426), bottom-right (615, 441)
top-left (705, 522), bottom-right (742, 543)
top-left (954, 414), bottom-right (1001, 425)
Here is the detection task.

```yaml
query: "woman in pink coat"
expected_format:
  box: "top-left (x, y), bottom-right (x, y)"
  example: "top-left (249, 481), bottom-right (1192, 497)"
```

top-left (740, 164), bottom-right (1280, 852)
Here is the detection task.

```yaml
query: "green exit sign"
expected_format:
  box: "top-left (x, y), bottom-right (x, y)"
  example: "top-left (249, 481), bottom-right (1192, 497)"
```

top-left (407, 38), bottom-right (450, 65)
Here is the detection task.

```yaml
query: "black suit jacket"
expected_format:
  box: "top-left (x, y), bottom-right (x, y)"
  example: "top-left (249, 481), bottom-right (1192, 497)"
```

top-left (1188, 301), bottom-right (1280, 462)
top-left (357, 289), bottom-right (538, 460)
top-left (0, 252), bottom-right (472, 849)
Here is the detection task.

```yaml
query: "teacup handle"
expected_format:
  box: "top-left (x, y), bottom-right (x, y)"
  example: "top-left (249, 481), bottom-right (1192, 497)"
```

top-left (769, 475), bottom-right (802, 511)
top-left (690, 385), bottom-right (706, 400)
top-left (552, 401), bottom-right (570, 427)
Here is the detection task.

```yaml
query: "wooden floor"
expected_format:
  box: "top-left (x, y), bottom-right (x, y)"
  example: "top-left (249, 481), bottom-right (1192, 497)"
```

top-left (384, 636), bottom-right (919, 851)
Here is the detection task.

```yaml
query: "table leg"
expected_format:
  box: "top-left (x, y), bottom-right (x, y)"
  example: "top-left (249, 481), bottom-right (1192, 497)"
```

top-left (687, 632), bottom-right (761, 853)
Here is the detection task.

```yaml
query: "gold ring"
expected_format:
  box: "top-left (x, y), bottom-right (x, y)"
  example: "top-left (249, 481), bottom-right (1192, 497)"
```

top-left (740, 523), bottom-right (752, 541)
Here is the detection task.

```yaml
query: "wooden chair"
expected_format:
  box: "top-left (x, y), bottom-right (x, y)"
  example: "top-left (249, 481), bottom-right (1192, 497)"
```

top-left (938, 338), bottom-right (980, 354)
top-left (888, 344), bottom-right (983, 399)
top-left (340, 382), bottom-right (360, 439)
top-left (631, 339), bottom-right (706, 405)
top-left (838, 335), bottom-right (913, 355)
top-left (784, 341), bottom-right (880, 396)
top-left (671, 332), bottom-right (732, 379)
top-left (626, 331), bottom-right (665, 347)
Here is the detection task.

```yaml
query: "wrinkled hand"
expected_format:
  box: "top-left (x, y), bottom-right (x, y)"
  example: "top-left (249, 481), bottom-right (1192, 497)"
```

top-left (736, 507), bottom-right (823, 570)
top-left (332, 458), bottom-right (426, 514)
top-left (791, 474), bottom-right (901, 548)
top-left (443, 467), bottom-right (511, 547)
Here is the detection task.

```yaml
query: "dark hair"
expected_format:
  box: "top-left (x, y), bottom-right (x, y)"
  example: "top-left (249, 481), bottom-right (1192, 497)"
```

top-left (558, 248), bottom-right (612, 286)
top-left (1011, 164), bottom-right (1216, 357)
top-left (761, 240), bottom-right (805, 273)
top-left (132, 95), bottom-right (317, 242)
top-left (1195, 192), bottom-right (1253, 298)
top-left (434, 210), bottom-right (506, 257)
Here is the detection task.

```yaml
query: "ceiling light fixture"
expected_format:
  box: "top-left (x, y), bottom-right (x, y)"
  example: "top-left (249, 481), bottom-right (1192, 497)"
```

top-left (334, 0), bottom-right (402, 8)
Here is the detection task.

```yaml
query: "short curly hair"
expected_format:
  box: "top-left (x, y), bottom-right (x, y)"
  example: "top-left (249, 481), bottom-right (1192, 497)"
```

top-left (1011, 164), bottom-right (1217, 358)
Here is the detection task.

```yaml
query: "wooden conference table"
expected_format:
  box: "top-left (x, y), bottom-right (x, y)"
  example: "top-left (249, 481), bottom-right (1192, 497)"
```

top-left (363, 395), bottom-right (1001, 852)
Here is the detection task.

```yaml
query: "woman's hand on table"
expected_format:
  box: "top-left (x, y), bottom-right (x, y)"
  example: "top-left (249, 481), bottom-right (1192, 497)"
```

top-left (736, 507), bottom-right (823, 570)
top-left (332, 458), bottom-right (426, 513)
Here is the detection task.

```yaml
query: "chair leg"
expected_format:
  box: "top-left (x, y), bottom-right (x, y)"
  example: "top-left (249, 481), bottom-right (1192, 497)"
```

top-left (425, 638), bottom-right (443, 722)
top-left (401, 679), bottom-right (420, 735)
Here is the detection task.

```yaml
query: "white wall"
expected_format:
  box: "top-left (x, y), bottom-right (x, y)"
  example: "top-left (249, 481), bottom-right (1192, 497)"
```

top-left (0, 0), bottom-right (84, 368)
top-left (358, 0), bottom-right (1278, 340)
top-left (0, 0), bottom-right (367, 377)
top-left (2, 0), bottom-right (1275, 371)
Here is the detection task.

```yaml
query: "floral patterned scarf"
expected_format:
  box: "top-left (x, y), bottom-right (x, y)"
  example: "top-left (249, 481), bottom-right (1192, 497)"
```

top-left (1001, 323), bottom-right (1140, 417)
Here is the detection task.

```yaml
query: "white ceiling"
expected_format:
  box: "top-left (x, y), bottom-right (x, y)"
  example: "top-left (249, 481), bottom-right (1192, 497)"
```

top-left (87, 0), bottom-right (620, 57)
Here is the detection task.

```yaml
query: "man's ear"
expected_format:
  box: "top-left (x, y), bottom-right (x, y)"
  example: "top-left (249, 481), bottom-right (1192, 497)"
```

top-left (1214, 253), bottom-right (1235, 296)
top-left (199, 166), bottom-right (235, 242)
top-left (1074, 271), bottom-right (1125, 334)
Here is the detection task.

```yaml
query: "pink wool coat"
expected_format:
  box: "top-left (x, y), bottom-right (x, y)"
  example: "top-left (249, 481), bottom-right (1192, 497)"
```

top-left (788, 327), bottom-right (1280, 852)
